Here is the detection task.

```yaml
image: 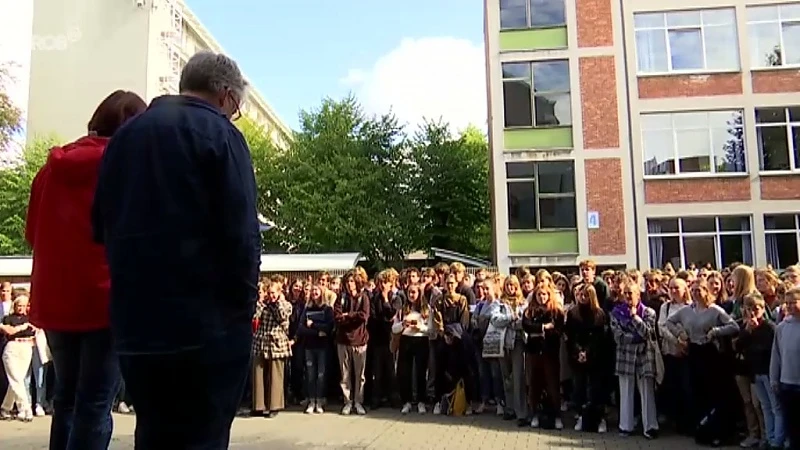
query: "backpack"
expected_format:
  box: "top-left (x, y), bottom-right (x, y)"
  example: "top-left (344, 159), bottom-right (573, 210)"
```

top-left (695, 408), bottom-right (724, 447)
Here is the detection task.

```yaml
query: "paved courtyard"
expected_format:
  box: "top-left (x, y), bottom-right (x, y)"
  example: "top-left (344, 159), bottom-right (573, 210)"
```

top-left (0, 409), bottom-right (723, 449)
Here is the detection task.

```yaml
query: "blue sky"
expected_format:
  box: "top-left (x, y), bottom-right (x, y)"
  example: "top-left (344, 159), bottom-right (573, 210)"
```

top-left (184, 0), bottom-right (485, 130)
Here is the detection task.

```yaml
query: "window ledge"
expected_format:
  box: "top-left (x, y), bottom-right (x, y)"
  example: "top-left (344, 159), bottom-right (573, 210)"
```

top-left (637, 69), bottom-right (741, 78)
top-left (751, 65), bottom-right (800, 73)
top-left (500, 25), bottom-right (568, 32)
top-left (508, 252), bottom-right (579, 257)
top-left (758, 170), bottom-right (800, 177)
top-left (504, 125), bottom-right (573, 131)
top-left (643, 172), bottom-right (748, 181)
top-left (509, 229), bottom-right (578, 233)
top-left (503, 147), bottom-right (573, 154)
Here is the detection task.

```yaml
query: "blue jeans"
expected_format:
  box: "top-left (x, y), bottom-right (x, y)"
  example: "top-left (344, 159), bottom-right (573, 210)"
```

top-left (26, 348), bottom-right (48, 408)
top-left (753, 374), bottom-right (785, 447)
top-left (119, 323), bottom-right (251, 450)
top-left (46, 329), bottom-right (120, 450)
top-left (479, 357), bottom-right (504, 404)
top-left (305, 347), bottom-right (327, 400)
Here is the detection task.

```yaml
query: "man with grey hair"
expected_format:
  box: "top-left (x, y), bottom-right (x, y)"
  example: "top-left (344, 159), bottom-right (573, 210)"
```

top-left (92, 51), bottom-right (260, 448)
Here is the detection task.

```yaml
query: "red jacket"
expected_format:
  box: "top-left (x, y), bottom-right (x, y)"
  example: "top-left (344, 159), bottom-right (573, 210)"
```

top-left (26, 136), bottom-right (111, 331)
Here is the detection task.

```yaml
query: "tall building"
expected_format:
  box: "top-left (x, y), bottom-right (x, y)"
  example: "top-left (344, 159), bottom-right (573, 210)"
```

top-left (26, 0), bottom-right (290, 148)
top-left (485, 0), bottom-right (800, 273)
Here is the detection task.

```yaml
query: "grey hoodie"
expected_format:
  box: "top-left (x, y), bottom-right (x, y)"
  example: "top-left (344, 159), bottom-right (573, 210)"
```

top-left (770, 315), bottom-right (800, 386)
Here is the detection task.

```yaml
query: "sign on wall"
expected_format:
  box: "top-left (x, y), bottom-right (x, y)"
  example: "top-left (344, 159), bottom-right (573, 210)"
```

top-left (587, 211), bottom-right (600, 229)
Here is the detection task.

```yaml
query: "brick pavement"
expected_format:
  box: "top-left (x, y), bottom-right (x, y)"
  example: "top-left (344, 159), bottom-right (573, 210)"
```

top-left (0, 409), bottom-right (723, 449)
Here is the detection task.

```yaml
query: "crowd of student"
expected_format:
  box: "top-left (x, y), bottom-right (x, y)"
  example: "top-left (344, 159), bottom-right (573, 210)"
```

top-left (247, 261), bottom-right (798, 449)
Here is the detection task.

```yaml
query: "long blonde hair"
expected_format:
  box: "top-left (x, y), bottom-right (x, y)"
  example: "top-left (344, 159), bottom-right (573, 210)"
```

top-left (731, 265), bottom-right (756, 300)
top-left (403, 283), bottom-right (430, 319)
top-left (502, 275), bottom-right (525, 309)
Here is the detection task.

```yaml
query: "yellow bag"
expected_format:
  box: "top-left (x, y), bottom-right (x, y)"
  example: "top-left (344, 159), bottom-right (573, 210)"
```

top-left (451, 379), bottom-right (467, 416)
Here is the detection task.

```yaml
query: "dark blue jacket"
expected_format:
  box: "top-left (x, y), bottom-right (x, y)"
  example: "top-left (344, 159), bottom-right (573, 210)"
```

top-left (91, 95), bottom-right (261, 354)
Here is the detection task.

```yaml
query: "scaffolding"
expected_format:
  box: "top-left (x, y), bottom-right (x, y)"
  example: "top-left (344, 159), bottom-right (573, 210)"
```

top-left (158, 0), bottom-right (183, 94)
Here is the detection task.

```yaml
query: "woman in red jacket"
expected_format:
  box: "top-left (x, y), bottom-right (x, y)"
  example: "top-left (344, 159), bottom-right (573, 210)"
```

top-left (25, 90), bottom-right (146, 450)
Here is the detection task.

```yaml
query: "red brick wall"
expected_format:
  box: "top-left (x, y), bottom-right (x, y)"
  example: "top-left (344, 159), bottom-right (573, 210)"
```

top-left (644, 178), bottom-right (751, 203)
top-left (752, 70), bottom-right (800, 94)
top-left (761, 176), bottom-right (800, 200)
top-left (576, 0), bottom-right (613, 47)
top-left (585, 158), bottom-right (626, 255)
top-left (638, 73), bottom-right (742, 99)
top-left (580, 57), bottom-right (620, 149)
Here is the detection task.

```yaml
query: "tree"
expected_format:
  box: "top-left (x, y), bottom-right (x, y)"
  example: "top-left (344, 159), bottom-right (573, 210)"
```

top-left (237, 117), bottom-right (286, 251)
top-left (409, 120), bottom-right (491, 259)
top-left (0, 138), bottom-right (54, 255)
top-left (0, 62), bottom-right (22, 151)
top-left (265, 96), bottom-right (416, 266)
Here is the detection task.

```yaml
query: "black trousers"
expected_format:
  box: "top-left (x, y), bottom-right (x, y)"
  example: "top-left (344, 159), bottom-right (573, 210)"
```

top-left (781, 385), bottom-right (800, 450)
top-left (366, 342), bottom-right (395, 405)
top-left (285, 342), bottom-right (305, 402)
top-left (397, 336), bottom-right (428, 404)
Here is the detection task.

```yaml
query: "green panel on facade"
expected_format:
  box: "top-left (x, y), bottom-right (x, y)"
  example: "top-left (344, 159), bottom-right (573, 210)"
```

top-left (508, 230), bottom-right (579, 254)
top-left (499, 28), bottom-right (568, 51)
top-left (503, 127), bottom-right (573, 150)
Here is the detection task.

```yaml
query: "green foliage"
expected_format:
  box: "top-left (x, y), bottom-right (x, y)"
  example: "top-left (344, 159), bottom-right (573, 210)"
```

top-left (409, 121), bottom-right (491, 258)
top-left (0, 63), bottom-right (22, 150)
top-left (244, 96), bottom-right (492, 265)
top-left (0, 138), bottom-right (56, 255)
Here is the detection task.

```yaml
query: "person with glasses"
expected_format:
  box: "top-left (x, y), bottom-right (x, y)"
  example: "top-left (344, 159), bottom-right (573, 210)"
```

top-left (92, 51), bottom-right (259, 449)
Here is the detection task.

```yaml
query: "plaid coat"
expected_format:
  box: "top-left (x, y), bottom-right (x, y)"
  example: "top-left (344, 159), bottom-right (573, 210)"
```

top-left (610, 306), bottom-right (658, 378)
top-left (252, 299), bottom-right (293, 360)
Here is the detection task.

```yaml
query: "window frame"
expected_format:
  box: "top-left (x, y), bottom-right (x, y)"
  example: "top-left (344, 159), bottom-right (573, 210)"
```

top-left (499, 0), bottom-right (567, 31)
top-left (634, 8), bottom-right (739, 75)
top-left (763, 213), bottom-right (800, 268)
top-left (501, 60), bottom-right (572, 129)
top-left (646, 216), bottom-right (753, 269)
top-left (756, 106), bottom-right (800, 172)
top-left (506, 160), bottom-right (576, 232)
top-left (640, 110), bottom-right (746, 178)
top-left (747, 4), bottom-right (800, 69)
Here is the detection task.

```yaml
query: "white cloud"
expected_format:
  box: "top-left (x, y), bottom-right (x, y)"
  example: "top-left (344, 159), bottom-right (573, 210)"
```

top-left (341, 37), bottom-right (487, 132)
top-left (0, 0), bottom-right (33, 148)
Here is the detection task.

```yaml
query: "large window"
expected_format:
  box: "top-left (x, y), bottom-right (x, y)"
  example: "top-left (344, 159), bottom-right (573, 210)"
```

top-left (502, 60), bottom-right (571, 128)
top-left (507, 161), bottom-right (576, 230)
top-left (756, 107), bottom-right (800, 171)
top-left (500, 0), bottom-right (566, 29)
top-left (765, 214), bottom-right (800, 269)
top-left (747, 4), bottom-right (800, 68)
top-left (634, 9), bottom-right (739, 74)
top-left (647, 216), bottom-right (753, 269)
top-left (641, 110), bottom-right (746, 176)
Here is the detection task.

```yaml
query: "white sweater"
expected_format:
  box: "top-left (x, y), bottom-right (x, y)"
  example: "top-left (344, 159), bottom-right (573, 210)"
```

top-left (391, 311), bottom-right (429, 337)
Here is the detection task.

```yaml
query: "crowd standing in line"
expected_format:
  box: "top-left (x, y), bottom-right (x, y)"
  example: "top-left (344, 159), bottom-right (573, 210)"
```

top-left (0, 48), bottom-right (797, 450)
top-left (248, 260), bottom-right (799, 450)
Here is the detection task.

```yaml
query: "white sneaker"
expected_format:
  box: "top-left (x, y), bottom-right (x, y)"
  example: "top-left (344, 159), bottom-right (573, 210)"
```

top-left (354, 403), bottom-right (366, 415)
top-left (341, 403), bottom-right (352, 415)
top-left (530, 416), bottom-right (539, 428)
top-left (417, 403), bottom-right (426, 415)
top-left (574, 416), bottom-right (583, 431)
top-left (740, 437), bottom-right (760, 448)
top-left (465, 406), bottom-right (473, 416)
top-left (401, 402), bottom-right (412, 414)
top-left (18, 410), bottom-right (33, 422)
top-left (555, 418), bottom-right (564, 430)
top-left (0, 409), bottom-right (11, 420)
top-left (598, 419), bottom-right (607, 434)
top-left (496, 404), bottom-right (504, 416)
top-left (305, 401), bottom-right (315, 414)
top-left (118, 402), bottom-right (130, 414)
top-left (475, 402), bottom-right (486, 414)
top-left (34, 405), bottom-right (45, 417)
top-left (314, 401), bottom-right (324, 414)
top-left (561, 401), bottom-right (568, 412)
top-left (433, 402), bottom-right (442, 415)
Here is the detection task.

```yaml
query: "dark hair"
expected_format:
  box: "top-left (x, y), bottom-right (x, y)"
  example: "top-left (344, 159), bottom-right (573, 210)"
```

top-left (87, 90), bottom-right (146, 137)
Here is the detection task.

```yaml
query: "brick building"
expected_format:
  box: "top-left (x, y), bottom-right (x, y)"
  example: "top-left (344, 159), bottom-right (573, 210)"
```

top-left (484, 0), bottom-right (800, 273)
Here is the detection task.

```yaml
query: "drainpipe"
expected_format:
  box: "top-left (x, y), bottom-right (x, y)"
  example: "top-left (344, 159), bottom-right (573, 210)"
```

top-left (618, 0), bottom-right (641, 268)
